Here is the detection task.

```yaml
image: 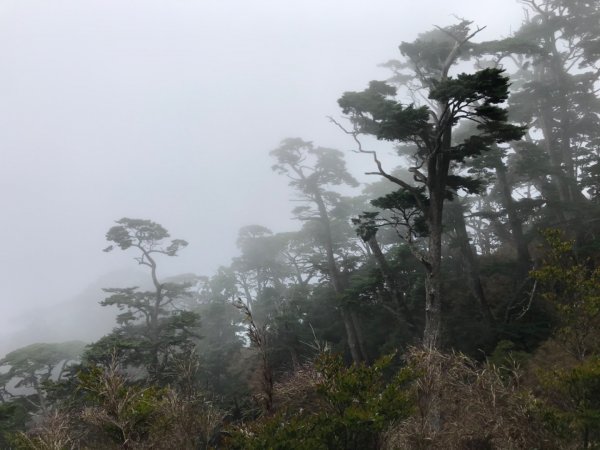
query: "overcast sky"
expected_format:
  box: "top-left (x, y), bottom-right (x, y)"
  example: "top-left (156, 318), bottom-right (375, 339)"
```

top-left (0, 0), bottom-right (523, 346)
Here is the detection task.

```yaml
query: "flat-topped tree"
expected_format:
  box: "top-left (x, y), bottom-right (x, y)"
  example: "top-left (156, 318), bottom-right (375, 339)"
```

top-left (98, 218), bottom-right (199, 381)
top-left (336, 21), bottom-right (525, 348)
top-left (104, 218), bottom-right (188, 286)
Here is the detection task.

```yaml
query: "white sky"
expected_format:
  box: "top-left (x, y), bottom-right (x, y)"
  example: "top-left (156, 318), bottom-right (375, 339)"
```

top-left (0, 0), bottom-right (523, 346)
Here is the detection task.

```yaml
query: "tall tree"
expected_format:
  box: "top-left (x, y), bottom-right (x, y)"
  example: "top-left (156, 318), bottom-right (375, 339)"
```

top-left (271, 138), bottom-right (368, 362)
top-left (97, 218), bottom-right (200, 381)
top-left (337, 21), bottom-right (525, 348)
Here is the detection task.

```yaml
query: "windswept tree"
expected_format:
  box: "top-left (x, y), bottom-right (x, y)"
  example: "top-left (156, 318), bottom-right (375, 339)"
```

top-left (93, 218), bottom-right (200, 381)
top-left (336, 21), bottom-right (525, 348)
top-left (271, 138), bottom-right (368, 363)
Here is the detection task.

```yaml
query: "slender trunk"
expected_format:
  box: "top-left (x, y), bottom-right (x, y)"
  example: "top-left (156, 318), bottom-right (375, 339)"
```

top-left (328, 246), bottom-right (365, 363)
top-left (313, 190), bottom-right (366, 363)
top-left (239, 275), bottom-right (254, 306)
top-left (143, 251), bottom-right (163, 380)
top-left (341, 309), bottom-right (362, 363)
top-left (351, 310), bottom-right (369, 363)
top-left (32, 374), bottom-right (49, 415)
top-left (423, 228), bottom-right (443, 350)
top-left (289, 259), bottom-right (307, 288)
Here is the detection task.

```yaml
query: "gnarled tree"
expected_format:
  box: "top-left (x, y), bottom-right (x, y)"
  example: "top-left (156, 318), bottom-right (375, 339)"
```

top-left (336, 22), bottom-right (525, 348)
top-left (96, 218), bottom-right (200, 381)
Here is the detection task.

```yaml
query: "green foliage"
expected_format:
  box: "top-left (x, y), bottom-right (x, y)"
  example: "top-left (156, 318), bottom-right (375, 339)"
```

top-left (538, 358), bottom-right (600, 448)
top-left (531, 229), bottom-right (600, 359)
top-left (530, 229), bottom-right (600, 448)
top-left (353, 189), bottom-right (429, 242)
top-left (77, 364), bottom-right (163, 444)
top-left (1, 341), bottom-right (85, 372)
top-left (5, 5), bottom-right (600, 449)
top-left (338, 82), bottom-right (431, 142)
top-left (488, 340), bottom-right (531, 376)
top-left (0, 400), bottom-right (31, 448)
top-left (227, 352), bottom-right (414, 450)
top-left (30, 357), bottom-right (224, 449)
top-left (104, 218), bottom-right (188, 255)
top-left (96, 218), bottom-right (201, 382)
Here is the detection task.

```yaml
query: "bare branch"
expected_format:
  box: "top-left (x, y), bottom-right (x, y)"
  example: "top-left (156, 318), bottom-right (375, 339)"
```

top-left (328, 116), bottom-right (424, 208)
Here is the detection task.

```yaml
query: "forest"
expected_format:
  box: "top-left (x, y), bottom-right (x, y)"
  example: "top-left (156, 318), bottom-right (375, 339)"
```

top-left (1, 0), bottom-right (600, 448)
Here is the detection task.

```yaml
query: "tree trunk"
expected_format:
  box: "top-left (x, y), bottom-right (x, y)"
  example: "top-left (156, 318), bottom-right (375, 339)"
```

top-left (422, 129), bottom-right (451, 349)
top-left (423, 197), bottom-right (444, 350)
top-left (423, 258), bottom-right (442, 349)
top-left (351, 310), bottom-right (369, 363)
top-left (341, 308), bottom-right (362, 364)
top-left (313, 190), bottom-right (367, 363)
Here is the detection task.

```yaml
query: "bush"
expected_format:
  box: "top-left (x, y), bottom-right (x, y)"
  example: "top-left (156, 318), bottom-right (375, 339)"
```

top-left (227, 352), bottom-right (414, 450)
top-left (13, 356), bottom-right (224, 449)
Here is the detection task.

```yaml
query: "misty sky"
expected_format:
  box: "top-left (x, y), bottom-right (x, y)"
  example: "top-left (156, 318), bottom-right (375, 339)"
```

top-left (0, 1), bottom-right (523, 344)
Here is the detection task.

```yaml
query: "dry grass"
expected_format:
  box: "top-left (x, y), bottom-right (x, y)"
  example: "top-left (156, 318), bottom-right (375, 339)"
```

top-left (13, 410), bottom-right (78, 450)
top-left (382, 347), bottom-right (555, 450)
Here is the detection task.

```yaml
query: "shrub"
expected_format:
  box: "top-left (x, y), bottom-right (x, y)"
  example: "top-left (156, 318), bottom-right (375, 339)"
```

top-left (227, 352), bottom-right (414, 450)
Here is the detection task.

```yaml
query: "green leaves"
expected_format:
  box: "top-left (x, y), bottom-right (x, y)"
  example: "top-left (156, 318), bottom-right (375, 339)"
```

top-left (429, 68), bottom-right (509, 104)
top-left (538, 357), bottom-right (600, 445)
top-left (315, 351), bottom-right (414, 425)
top-left (106, 218), bottom-right (168, 250)
top-left (429, 68), bottom-right (526, 146)
top-left (530, 229), bottom-right (600, 360)
top-left (338, 83), bottom-right (431, 142)
top-left (105, 218), bottom-right (187, 257)
top-left (338, 53), bottom-right (524, 178)
top-left (227, 352), bottom-right (414, 450)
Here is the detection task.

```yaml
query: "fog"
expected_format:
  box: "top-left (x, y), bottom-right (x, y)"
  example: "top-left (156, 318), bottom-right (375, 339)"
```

top-left (0, 0), bottom-right (522, 355)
